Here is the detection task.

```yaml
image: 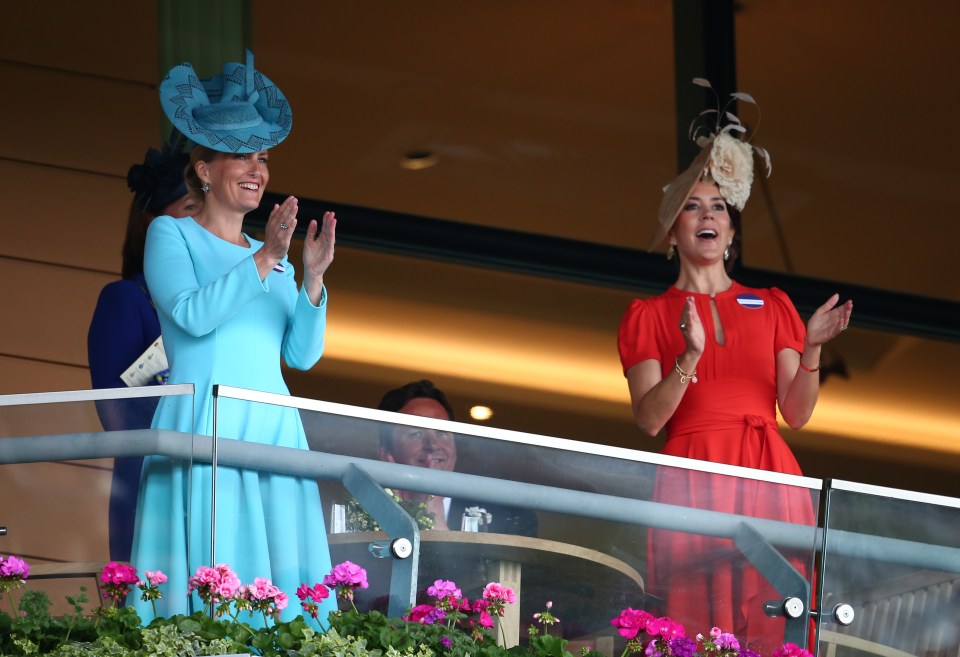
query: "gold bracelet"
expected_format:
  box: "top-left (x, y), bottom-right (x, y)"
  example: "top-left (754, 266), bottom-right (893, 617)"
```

top-left (674, 357), bottom-right (698, 384)
top-left (798, 360), bottom-right (820, 373)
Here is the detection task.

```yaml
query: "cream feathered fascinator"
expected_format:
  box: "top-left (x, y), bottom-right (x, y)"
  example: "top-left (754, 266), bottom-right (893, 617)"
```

top-left (649, 78), bottom-right (772, 250)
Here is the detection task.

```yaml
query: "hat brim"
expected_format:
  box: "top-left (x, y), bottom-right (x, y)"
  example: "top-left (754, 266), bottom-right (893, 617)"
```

top-left (160, 61), bottom-right (292, 153)
top-left (649, 146), bottom-right (711, 251)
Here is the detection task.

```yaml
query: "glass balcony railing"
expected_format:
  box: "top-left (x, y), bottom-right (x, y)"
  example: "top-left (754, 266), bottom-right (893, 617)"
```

top-left (1, 384), bottom-right (958, 657)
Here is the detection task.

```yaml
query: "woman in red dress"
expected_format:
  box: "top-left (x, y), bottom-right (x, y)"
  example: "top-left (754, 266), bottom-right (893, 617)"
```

top-left (617, 82), bottom-right (852, 649)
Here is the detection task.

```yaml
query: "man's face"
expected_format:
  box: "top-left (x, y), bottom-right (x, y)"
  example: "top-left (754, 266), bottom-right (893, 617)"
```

top-left (380, 398), bottom-right (457, 471)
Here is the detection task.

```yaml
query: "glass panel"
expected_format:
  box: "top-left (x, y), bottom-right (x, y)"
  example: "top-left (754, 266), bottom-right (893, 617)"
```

top-left (819, 481), bottom-right (960, 657)
top-left (214, 386), bottom-right (821, 653)
top-left (0, 386), bottom-right (194, 615)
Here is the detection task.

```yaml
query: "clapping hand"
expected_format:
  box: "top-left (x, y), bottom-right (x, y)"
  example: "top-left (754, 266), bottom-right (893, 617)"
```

top-left (264, 195), bottom-right (298, 262)
top-left (806, 293), bottom-right (853, 347)
top-left (678, 296), bottom-right (706, 357)
top-left (303, 211), bottom-right (336, 280)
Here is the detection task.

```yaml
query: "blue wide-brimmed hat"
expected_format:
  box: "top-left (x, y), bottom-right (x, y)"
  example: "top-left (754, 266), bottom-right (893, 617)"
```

top-left (159, 50), bottom-right (292, 153)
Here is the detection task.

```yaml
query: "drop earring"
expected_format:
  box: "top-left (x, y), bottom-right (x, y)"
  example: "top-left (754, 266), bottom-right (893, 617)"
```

top-left (724, 244), bottom-right (731, 261)
top-left (667, 244), bottom-right (676, 260)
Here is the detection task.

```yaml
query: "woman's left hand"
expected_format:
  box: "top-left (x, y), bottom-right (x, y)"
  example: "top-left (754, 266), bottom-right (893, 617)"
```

top-left (806, 293), bottom-right (853, 347)
top-left (303, 211), bottom-right (336, 289)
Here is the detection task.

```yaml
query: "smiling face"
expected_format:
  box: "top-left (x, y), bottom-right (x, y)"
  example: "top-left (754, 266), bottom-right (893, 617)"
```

top-left (196, 150), bottom-right (270, 214)
top-left (669, 180), bottom-right (734, 264)
top-left (379, 397), bottom-right (457, 472)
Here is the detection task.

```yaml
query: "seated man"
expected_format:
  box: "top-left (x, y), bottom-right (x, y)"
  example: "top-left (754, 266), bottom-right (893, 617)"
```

top-left (377, 380), bottom-right (538, 537)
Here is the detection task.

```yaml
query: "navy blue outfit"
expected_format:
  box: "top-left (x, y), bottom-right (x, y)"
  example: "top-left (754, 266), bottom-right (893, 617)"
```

top-left (87, 273), bottom-right (162, 561)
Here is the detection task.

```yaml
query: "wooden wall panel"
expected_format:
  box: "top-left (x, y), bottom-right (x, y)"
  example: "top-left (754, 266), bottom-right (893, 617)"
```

top-left (0, 161), bottom-right (129, 272)
top-left (0, 2), bottom-right (159, 83)
top-left (0, 259), bottom-right (113, 367)
top-left (0, 356), bottom-right (91, 395)
top-left (0, 460), bottom-right (110, 562)
top-left (0, 63), bottom-right (162, 175)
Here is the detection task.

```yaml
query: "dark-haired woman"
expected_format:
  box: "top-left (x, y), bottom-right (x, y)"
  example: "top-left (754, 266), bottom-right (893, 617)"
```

top-left (87, 141), bottom-right (199, 562)
top-left (618, 88), bottom-right (851, 647)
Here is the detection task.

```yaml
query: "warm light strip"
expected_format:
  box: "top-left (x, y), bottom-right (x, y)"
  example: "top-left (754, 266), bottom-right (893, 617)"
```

top-left (800, 399), bottom-right (960, 454)
top-left (325, 316), bottom-right (621, 399)
top-left (325, 317), bottom-right (960, 457)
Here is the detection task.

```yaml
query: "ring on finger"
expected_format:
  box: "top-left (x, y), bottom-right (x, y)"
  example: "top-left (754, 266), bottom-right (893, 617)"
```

top-left (279, 222), bottom-right (288, 230)
top-left (679, 322), bottom-right (687, 330)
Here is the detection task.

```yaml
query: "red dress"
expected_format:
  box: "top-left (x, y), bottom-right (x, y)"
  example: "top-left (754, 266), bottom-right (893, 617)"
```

top-left (618, 282), bottom-right (816, 648)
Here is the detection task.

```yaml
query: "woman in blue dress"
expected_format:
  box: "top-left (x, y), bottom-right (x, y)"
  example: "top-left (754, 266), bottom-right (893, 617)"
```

top-left (130, 52), bottom-right (338, 624)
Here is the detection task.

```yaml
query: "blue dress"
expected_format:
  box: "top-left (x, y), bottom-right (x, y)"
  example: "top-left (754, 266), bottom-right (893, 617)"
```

top-left (87, 274), bottom-right (161, 562)
top-left (131, 215), bottom-right (337, 623)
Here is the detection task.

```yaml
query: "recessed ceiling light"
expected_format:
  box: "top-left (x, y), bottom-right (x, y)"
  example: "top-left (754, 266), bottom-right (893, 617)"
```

top-left (469, 405), bottom-right (493, 421)
top-left (399, 150), bottom-right (439, 171)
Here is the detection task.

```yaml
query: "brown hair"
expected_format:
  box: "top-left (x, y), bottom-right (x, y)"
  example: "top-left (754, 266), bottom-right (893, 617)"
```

top-left (120, 201), bottom-right (154, 279)
top-left (184, 145), bottom-right (220, 198)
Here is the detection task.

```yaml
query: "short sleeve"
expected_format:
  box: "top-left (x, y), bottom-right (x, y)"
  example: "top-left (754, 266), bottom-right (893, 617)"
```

top-left (617, 299), bottom-right (662, 375)
top-left (769, 287), bottom-right (805, 355)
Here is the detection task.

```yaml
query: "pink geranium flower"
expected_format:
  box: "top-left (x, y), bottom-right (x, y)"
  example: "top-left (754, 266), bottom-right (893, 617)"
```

top-left (144, 570), bottom-right (167, 587)
top-left (482, 582), bottom-right (516, 605)
top-left (323, 561), bottom-right (369, 602)
top-left (0, 555), bottom-right (30, 580)
top-left (297, 582), bottom-right (330, 622)
top-left (136, 568), bottom-right (167, 616)
top-left (404, 603), bottom-right (446, 624)
top-left (773, 643), bottom-right (815, 657)
top-left (237, 576), bottom-right (287, 620)
top-left (188, 563), bottom-right (241, 607)
top-left (297, 582), bottom-right (330, 603)
top-left (100, 561), bottom-right (139, 605)
top-left (610, 607), bottom-right (655, 639)
top-left (427, 579), bottom-right (462, 601)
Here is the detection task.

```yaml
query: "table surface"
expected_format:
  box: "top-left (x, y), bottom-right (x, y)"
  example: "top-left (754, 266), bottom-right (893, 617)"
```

top-left (329, 530), bottom-right (644, 588)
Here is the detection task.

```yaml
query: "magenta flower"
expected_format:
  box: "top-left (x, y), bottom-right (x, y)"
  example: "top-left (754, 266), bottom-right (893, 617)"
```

top-left (323, 561), bottom-right (369, 602)
top-left (101, 561), bottom-right (139, 586)
top-left (296, 582), bottom-right (331, 624)
top-left (610, 607), bottom-right (655, 639)
top-left (647, 616), bottom-right (685, 640)
top-left (405, 603), bottom-right (447, 625)
top-left (476, 609), bottom-right (494, 628)
top-left (296, 582), bottom-right (330, 603)
top-left (439, 636), bottom-right (453, 648)
top-left (100, 561), bottom-right (139, 605)
top-left (773, 643), bottom-right (815, 657)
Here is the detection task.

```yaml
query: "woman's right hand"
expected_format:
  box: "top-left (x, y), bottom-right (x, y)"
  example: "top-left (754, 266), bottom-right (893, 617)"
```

top-left (254, 196), bottom-right (298, 279)
top-left (678, 296), bottom-right (705, 359)
top-left (263, 196), bottom-right (298, 261)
